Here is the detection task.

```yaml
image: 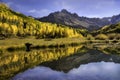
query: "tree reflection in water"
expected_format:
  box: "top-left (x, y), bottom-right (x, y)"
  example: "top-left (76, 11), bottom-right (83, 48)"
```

top-left (0, 45), bottom-right (83, 80)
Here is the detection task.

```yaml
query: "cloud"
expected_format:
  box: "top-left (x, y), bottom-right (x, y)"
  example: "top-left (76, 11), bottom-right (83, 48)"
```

top-left (40, 9), bottom-right (51, 14)
top-left (93, 0), bottom-right (116, 9)
top-left (54, 0), bottom-right (73, 10)
top-left (28, 9), bottom-right (37, 13)
top-left (28, 9), bottom-right (51, 17)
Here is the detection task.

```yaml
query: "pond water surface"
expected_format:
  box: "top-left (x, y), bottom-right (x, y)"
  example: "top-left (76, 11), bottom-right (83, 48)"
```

top-left (13, 62), bottom-right (120, 80)
top-left (11, 45), bottom-right (120, 80)
top-left (0, 44), bottom-right (120, 80)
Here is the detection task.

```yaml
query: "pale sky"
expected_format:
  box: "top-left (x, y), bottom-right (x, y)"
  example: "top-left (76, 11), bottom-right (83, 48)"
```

top-left (2, 0), bottom-right (120, 18)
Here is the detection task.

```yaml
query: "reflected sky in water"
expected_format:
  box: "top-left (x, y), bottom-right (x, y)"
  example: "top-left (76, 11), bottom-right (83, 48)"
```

top-left (13, 62), bottom-right (120, 80)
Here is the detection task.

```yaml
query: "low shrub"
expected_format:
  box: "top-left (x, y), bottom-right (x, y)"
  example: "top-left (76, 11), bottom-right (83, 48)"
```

top-left (95, 34), bottom-right (108, 40)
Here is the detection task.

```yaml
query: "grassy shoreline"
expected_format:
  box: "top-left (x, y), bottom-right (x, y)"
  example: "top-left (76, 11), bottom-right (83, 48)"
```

top-left (0, 38), bottom-right (120, 51)
top-left (0, 37), bottom-right (86, 50)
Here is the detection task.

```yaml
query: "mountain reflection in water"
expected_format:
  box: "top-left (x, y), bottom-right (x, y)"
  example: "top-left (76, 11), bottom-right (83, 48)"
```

top-left (1, 44), bottom-right (120, 80)
top-left (12, 45), bottom-right (120, 80)
top-left (13, 62), bottom-right (120, 80)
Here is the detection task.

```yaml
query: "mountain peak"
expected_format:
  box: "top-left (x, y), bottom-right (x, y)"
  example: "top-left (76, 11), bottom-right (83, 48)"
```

top-left (61, 9), bottom-right (69, 13)
top-left (39, 9), bottom-right (120, 31)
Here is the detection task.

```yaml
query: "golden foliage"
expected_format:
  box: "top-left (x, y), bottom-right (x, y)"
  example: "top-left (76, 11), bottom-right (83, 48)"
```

top-left (0, 3), bottom-right (83, 38)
